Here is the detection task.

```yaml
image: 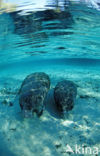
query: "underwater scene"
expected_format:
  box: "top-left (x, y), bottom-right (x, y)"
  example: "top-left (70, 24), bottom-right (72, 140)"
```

top-left (0, 0), bottom-right (100, 155)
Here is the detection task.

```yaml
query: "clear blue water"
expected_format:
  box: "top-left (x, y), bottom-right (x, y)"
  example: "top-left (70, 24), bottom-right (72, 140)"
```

top-left (0, 1), bottom-right (100, 156)
top-left (0, 2), bottom-right (100, 79)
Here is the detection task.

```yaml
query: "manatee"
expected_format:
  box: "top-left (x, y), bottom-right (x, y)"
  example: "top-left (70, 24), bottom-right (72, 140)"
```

top-left (54, 80), bottom-right (77, 116)
top-left (19, 72), bottom-right (50, 117)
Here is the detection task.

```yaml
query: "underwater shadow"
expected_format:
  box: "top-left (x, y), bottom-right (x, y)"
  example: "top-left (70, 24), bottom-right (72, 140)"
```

top-left (0, 133), bottom-right (16, 156)
top-left (45, 89), bottom-right (62, 119)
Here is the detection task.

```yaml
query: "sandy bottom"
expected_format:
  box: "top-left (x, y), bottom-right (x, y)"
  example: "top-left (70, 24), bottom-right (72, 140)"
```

top-left (0, 67), bottom-right (100, 156)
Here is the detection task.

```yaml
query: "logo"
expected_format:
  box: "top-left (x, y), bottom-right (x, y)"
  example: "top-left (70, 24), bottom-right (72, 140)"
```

top-left (66, 144), bottom-right (99, 155)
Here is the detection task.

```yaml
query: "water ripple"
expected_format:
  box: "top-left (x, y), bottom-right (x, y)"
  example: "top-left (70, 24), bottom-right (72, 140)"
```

top-left (0, 1), bottom-right (100, 64)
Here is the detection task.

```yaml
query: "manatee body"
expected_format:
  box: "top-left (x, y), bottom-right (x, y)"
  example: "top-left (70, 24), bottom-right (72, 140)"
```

top-left (54, 80), bottom-right (77, 115)
top-left (19, 72), bottom-right (50, 117)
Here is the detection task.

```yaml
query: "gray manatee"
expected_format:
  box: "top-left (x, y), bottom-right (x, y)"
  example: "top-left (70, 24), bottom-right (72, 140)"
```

top-left (54, 80), bottom-right (77, 115)
top-left (19, 72), bottom-right (50, 117)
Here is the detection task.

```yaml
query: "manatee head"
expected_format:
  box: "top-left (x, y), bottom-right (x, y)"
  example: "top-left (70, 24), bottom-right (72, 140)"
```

top-left (19, 89), bottom-right (45, 117)
top-left (19, 91), bottom-right (33, 117)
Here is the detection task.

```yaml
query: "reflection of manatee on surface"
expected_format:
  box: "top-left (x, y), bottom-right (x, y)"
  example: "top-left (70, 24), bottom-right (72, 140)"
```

top-left (19, 72), bottom-right (50, 118)
top-left (54, 80), bottom-right (77, 116)
top-left (10, 8), bottom-right (73, 35)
